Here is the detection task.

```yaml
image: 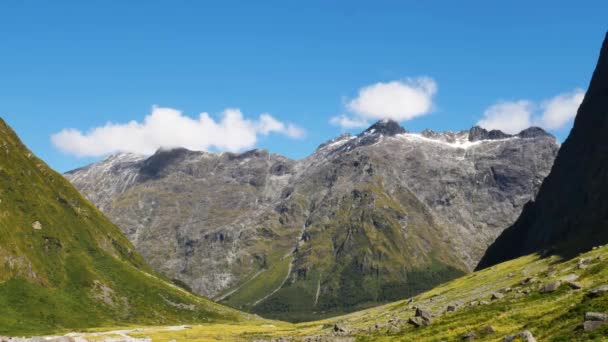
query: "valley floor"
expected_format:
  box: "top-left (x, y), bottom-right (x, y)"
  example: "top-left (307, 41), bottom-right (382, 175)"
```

top-left (5, 245), bottom-right (608, 342)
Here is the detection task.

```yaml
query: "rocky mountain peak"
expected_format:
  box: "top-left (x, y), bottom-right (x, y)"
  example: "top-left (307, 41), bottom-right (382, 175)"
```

top-left (517, 127), bottom-right (552, 139)
top-left (140, 147), bottom-right (195, 178)
top-left (363, 119), bottom-right (406, 136)
top-left (468, 126), bottom-right (554, 142)
top-left (468, 126), bottom-right (511, 142)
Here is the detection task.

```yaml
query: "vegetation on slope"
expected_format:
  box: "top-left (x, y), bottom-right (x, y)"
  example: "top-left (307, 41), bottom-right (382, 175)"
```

top-left (0, 118), bottom-right (249, 335)
top-left (54, 237), bottom-right (608, 340)
top-left (226, 181), bottom-right (467, 322)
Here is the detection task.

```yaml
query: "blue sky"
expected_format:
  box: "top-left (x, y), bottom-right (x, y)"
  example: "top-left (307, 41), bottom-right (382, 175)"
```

top-left (1, 1), bottom-right (607, 172)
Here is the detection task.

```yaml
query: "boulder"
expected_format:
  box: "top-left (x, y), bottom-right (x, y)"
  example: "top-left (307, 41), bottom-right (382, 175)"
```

top-left (566, 281), bottom-right (583, 290)
top-left (415, 308), bottom-right (433, 321)
top-left (560, 274), bottom-right (579, 282)
top-left (520, 330), bottom-right (537, 342)
top-left (587, 285), bottom-right (608, 297)
top-left (408, 316), bottom-right (429, 327)
top-left (333, 323), bottom-right (349, 335)
top-left (462, 331), bottom-right (477, 341)
top-left (520, 277), bottom-right (537, 285)
top-left (491, 293), bottom-right (504, 300)
top-left (482, 325), bottom-right (496, 334)
top-left (32, 221), bottom-right (42, 230)
top-left (503, 330), bottom-right (537, 342)
top-left (540, 281), bottom-right (561, 293)
top-left (583, 320), bottom-right (606, 331)
top-left (585, 312), bottom-right (608, 321)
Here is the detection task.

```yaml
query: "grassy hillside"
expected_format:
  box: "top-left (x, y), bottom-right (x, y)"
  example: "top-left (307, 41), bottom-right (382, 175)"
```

top-left (0, 118), bottom-right (252, 335)
top-left (47, 242), bottom-right (608, 341)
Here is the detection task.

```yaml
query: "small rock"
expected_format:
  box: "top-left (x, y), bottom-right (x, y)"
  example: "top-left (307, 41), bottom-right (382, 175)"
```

top-left (469, 301), bottom-right (479, 306)
top-left (482, 325), bottom-right (496, 334)
top-left (446, 305), bottom-right (457, 312)
top-left (32, 221), bottom-right (42, 230)
top-left (479, 300), bottom-right (490, 305)
top-left (522, 289), bottom-right (531, 294)
top-left (585, 312), bottom-right (608, 321)
top-left (520, 277), bottom-right (537, 285)
top-left (462, 331), bottom-right (477, 341)
top-left (415, 308), bottom-right (433, 321)
top-left (388, 325), bottom-right (400, 333)
top-left (560, 274), bottom-right (579, 282)
top-left (583, 320), bottom-right (606, 331)
top-left (540, 281), bottom-right (561, 293)
top-left (520, 330), bottom-right (537, 342)
top-left (333, 323), bottom-right (349, 335)
top-left (491, 293), bottom-right (504, 300)
top-left (587, 285), bottom-right (608, 297)
top-left (566, 281), bottom-right (583, 290)
top-left (503, 330), bottom-right (536, 342)
top-left (408, 316), bottom-right (429, 327)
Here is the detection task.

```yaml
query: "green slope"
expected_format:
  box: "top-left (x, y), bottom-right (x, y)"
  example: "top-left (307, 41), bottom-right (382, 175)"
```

top-left (0, 118), bottom-right (250, 335)
top-left (224, 182), bottom-right (467, 322)
top-left (52, 244), bottom-right (608, 341)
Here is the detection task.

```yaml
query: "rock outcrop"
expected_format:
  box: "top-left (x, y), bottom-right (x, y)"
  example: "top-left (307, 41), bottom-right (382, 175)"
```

top-left (477, 32), bottom-right (608, 269)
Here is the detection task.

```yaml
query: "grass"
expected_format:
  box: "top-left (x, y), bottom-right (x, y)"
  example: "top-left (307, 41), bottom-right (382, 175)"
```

top-left (222, 252), bottom-right (293, 308)
top-left (0, 118), bottom-right (249, 335)
top-left (44, 244), bottom-right (608, 341)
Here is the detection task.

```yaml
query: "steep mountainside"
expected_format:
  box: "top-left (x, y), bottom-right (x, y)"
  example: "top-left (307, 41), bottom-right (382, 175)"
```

top-left (0, 119), bottom-right (248, 335)
top-left (478, 33), bottom-right (608, 269)
top-left (66, 121), bottom-right (558, 320)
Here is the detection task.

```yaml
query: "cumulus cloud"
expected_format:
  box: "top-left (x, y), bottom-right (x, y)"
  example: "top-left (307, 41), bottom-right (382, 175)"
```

top-left (330, 77), bottom-right (437, 129)
top-left (476, 89), bottom-right (585, 134)
top-left (51, 107), bottom-right (304, 157)
top-left (477, 100), bottom-right (534, 134)
top-left (538, 89), bottom-right (585, 130)
top-left (329, 115), bottom-right (369, 129)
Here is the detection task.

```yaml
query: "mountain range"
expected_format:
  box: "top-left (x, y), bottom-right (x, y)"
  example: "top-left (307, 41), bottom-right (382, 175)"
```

top-left (66, 120), bottom-right (558, 320)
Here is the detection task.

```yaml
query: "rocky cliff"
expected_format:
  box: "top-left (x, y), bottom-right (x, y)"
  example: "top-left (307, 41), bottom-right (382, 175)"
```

top-left (66, 120), bottom-right (558, 320)
top-left (477, 33), bottom-right (608, 269)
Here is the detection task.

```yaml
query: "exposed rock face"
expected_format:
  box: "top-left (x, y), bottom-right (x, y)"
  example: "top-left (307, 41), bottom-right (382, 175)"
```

top-left (477, 33), bottom-right (608, 269)
top-left (66, 121), bottom-right (558, 318)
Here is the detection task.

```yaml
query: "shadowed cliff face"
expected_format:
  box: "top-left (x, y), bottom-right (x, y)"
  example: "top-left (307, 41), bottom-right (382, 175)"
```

top-left (477, 33), bottom-right (608, 270)
top-left (66, 122), bottom-right (558, 320)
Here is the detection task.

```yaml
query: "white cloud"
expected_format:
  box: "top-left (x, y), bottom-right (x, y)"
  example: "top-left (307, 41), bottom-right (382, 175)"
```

top-left (331, 77), bottom-right (437, 129)
top-left (477, 89), bottom-right (585, 134)
top-left (258, 113), bottom-right (305, 138)
top-left (329, 115), bottom-right (369, 129)
top-left (51, 106), bottom-right (304, 157)
top-left (477, 100), bottom-right (534, 134)
top-left (538, 89), bottom-right (585, 130)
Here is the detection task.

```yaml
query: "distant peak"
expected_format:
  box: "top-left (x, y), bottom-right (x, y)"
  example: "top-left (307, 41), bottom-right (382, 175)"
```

top-left (468, 126), bottom-right (511, 142)
top-left (517, 127), bottom-right (552, 139)
top-left (469, 126), bottom-right (554, 142)
top-left (363, 119), bottom-right (406, 136)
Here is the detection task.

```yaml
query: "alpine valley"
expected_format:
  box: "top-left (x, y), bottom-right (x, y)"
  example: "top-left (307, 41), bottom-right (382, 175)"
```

top-left (1, 17), bottom-right (607, 342)
top-left (66, 120), bottom-right (558, 321)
